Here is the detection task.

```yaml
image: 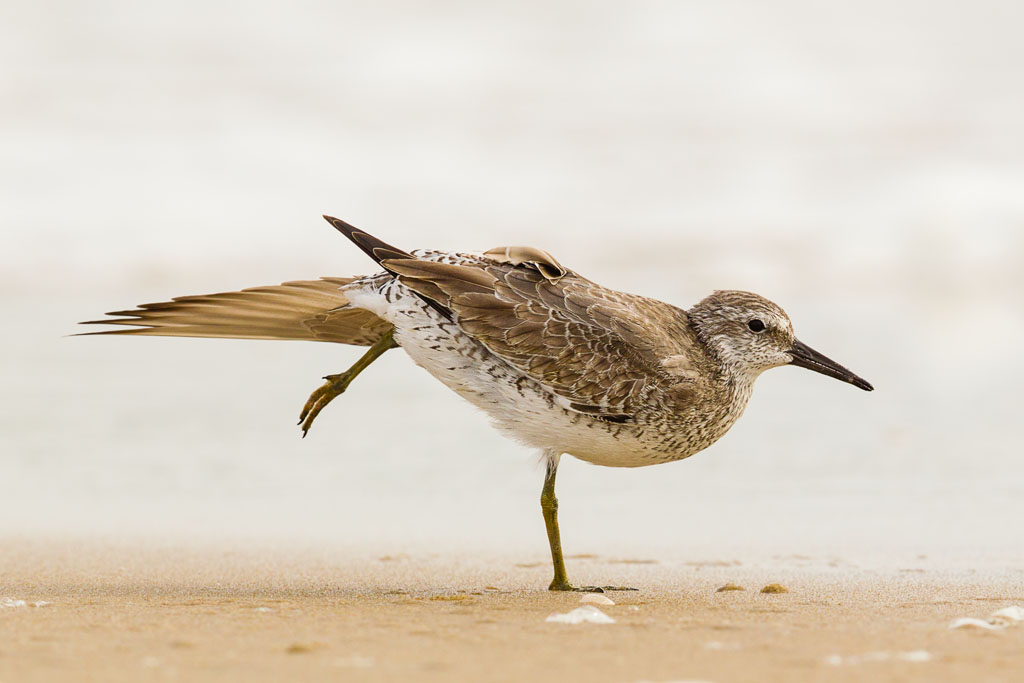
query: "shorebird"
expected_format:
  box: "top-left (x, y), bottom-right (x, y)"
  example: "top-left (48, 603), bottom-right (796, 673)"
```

top-left (83, 216), bottom-right (873, 591)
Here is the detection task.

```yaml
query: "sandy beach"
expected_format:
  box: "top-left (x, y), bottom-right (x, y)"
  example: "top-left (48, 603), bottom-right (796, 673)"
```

top-left (2, 538), bottom-right (1022, 682)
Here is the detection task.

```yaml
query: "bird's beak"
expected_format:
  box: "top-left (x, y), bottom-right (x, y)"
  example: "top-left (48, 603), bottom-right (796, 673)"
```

top-left (788, 339), bottom-right (874, 391)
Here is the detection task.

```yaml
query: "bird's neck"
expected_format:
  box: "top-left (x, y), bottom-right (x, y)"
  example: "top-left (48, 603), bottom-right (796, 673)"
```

top-left (707, 365), bottom-right (759, 439)
top-left (727, 368), bottom-right (758, 411)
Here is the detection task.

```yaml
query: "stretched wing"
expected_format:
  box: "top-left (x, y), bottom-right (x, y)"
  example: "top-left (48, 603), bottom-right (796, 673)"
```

top-left (79, 277), bottom-right (392, 346)
top-left (384, 252), bottom-right (697, 420)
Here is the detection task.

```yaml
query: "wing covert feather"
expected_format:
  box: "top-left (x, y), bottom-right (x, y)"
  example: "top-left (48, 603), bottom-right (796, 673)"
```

top-left (383, 254), bottom-right (698, 418)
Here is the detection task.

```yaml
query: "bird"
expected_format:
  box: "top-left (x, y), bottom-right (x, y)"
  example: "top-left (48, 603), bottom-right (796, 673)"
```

top-left (81, 216), bottom-right (873, 591)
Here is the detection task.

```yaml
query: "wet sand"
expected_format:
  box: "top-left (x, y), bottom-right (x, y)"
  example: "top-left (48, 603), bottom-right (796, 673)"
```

top-left (1, 539), bottom-right (1022, 682)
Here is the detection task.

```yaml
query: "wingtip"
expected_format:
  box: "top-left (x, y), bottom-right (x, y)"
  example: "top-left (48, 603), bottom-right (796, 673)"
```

top-left (78, 317), bottom-right (124, 326)
top-left (70, 328), bottom-right (127, 337)
top-left (322, 214), bottom-right (354, 235)
top-left (320, 214), bottom-right (413, 268)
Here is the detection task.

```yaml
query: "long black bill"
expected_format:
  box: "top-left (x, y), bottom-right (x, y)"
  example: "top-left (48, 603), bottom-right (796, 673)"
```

top-left (789, 339), bottom-right (874, 391)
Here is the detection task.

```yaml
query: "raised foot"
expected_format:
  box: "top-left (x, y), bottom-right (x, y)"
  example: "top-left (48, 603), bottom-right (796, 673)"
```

top-left (298, 372), bottom-right (353, 437)
top-left (548, 581), bottom-right (639, 593)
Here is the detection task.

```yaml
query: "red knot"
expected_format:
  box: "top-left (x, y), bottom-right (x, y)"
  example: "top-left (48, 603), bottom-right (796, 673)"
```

top-left (82, 216), bottom-right (873, 591)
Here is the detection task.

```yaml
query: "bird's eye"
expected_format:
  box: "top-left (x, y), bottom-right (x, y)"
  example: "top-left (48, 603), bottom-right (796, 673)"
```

top-left (747, 319), bottom-right (766, 333)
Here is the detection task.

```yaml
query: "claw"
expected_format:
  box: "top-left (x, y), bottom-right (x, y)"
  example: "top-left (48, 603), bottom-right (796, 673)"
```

top-left (297, 372), bottom-right (351, 437)
top-left (295, 330), bottom-right (397, 438)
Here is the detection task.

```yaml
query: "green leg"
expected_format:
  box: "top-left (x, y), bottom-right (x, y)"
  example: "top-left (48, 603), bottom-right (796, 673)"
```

top-left (298, 329), bottom-right (397, 437)
top-left (541, 455), bottom-right (575, 591)
top-left (541, 453), bottom-right (638, 592)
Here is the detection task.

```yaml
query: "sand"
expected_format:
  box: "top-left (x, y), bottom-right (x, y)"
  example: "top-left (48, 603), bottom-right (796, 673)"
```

top-left (1, 539), bottom-right (1022, 682)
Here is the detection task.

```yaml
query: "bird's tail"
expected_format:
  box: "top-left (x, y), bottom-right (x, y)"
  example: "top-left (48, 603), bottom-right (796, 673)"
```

top-left (79, 277), bottom-right (393, 346)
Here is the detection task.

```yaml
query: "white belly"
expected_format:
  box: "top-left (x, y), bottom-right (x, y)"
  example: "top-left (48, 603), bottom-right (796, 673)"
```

top-left (343, 278), bottom-right (658, 468)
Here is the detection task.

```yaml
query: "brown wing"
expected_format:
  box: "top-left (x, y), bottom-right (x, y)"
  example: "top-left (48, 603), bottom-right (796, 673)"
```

top-left (384, 254), bottom-right (696, 419)
top-left (79, 277), bottom-right (392, 346)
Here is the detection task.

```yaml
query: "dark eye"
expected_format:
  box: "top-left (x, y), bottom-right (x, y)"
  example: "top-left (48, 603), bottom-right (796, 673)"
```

top-left (747, 319), bottom-right (766, 333)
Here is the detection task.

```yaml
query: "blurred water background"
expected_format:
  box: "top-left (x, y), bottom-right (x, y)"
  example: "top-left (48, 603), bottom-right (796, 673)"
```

top-left (2, 0), bottom-right (1022, 566)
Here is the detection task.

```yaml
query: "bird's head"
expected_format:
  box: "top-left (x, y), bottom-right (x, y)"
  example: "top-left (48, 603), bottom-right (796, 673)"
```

top-left (688, 290), bottom-right (873, 391)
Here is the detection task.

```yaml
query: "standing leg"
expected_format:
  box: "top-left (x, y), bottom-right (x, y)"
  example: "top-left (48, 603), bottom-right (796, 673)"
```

top-left (541, 452), bottom-right (573, 591)
top-left (298, 329), bottom-right (397, 436)
top-left (540, 451), bottom-right (639, 592)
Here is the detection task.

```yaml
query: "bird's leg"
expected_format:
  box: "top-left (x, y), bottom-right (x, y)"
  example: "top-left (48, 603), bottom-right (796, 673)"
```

top-left (298, 329), bottom-right (397, 437)
top-left (541, 455), bottom-right (574, 591)
top-left (540, 453), bottom-right (637, 592)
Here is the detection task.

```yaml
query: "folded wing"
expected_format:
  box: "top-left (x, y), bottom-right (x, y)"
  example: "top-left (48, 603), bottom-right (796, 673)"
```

top-left (384, 252), bottom-right (695, 421)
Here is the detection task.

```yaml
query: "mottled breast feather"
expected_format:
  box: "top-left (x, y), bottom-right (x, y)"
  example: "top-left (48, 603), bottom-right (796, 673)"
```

top-left (381, 251), bottom-right (705, 421)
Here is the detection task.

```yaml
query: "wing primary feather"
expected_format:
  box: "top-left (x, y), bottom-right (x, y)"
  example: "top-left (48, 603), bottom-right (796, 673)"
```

top-left (322, 215), bottom-right (412, 266)
top-left (322, 215), bottom-right (454, 320)
top-left (567, 401), bottom-right (634, 423)
top-left (77, 278), bottom-right (394, 345)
